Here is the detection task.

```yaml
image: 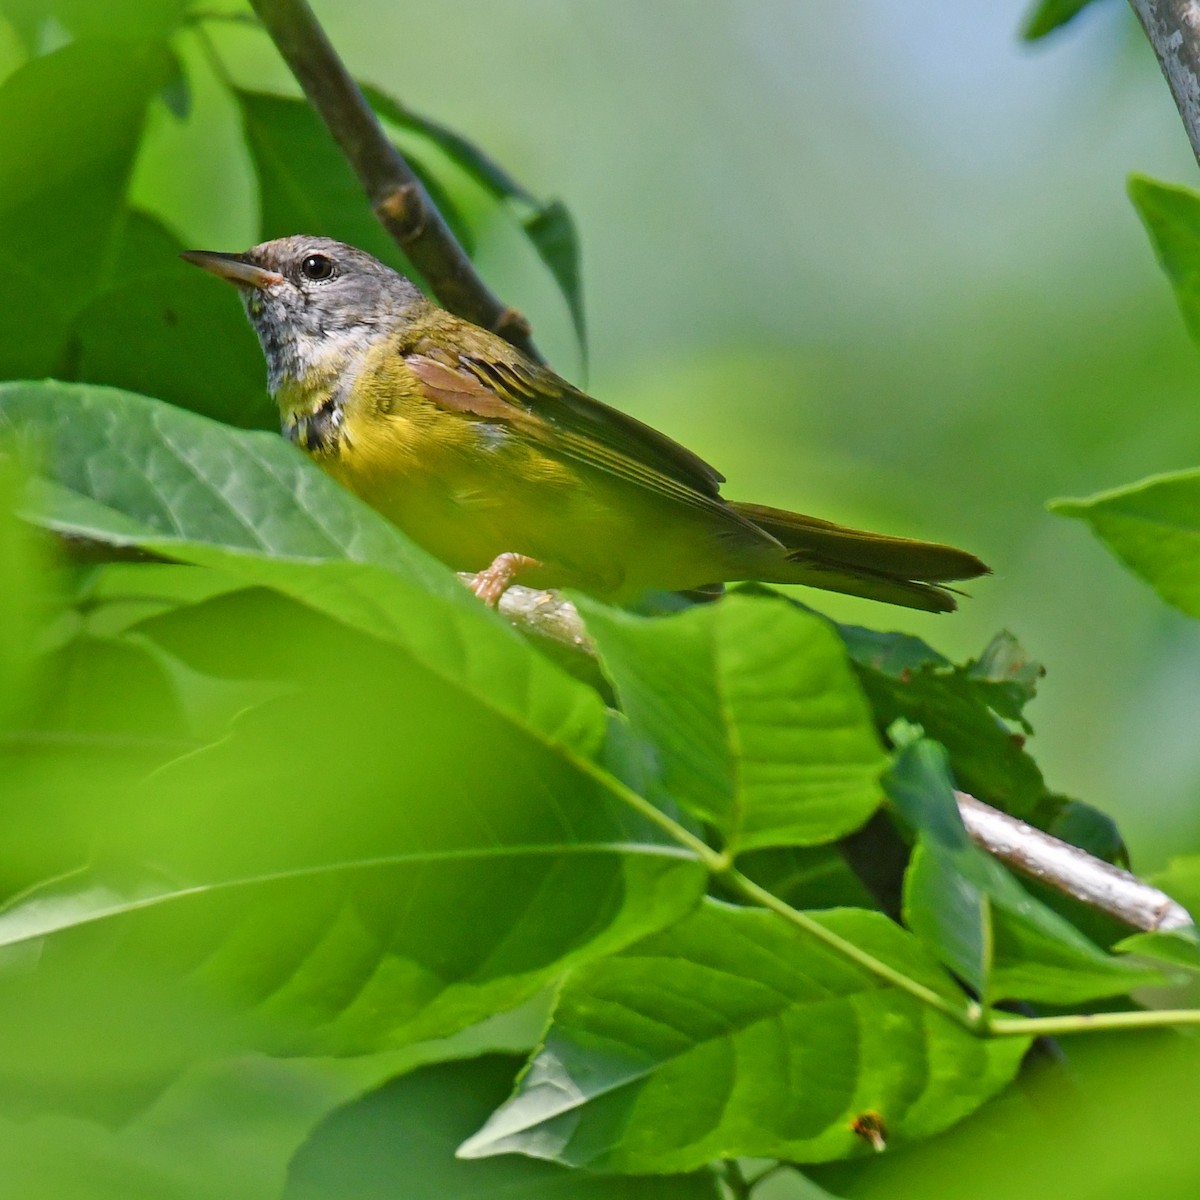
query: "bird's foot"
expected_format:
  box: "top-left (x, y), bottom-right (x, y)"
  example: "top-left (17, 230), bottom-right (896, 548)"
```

top-left (465, 552), bottom-right (543, 606)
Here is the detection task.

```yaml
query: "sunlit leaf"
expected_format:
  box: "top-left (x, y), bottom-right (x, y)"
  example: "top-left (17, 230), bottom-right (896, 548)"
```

top-left (1052, 468), bottom-right (1200, 619)
top-left (459, 899), bottom-right (1027, 1171)
top-left (580, 594), bottom-right (886, 854)
top-left (1129, 174), bottom-right (1200, 351)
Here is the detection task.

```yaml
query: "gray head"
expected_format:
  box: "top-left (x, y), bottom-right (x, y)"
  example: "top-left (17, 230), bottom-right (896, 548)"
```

top-left (182, 235), bottom-right (426, 395)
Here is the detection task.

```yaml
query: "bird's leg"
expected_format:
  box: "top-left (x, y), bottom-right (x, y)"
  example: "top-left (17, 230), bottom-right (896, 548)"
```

top-left (465, 552), bottom-right (543, 606)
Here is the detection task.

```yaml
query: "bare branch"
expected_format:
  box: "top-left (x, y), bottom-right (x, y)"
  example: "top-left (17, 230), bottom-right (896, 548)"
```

top-left (1129, 0), bottom-right (1200, 167)
top-left (246, 0), bottom-right (542, 360)
top-left (956, 791), bottom-right (1192, 932)
top-left (480, 581), bottom-right (1194, 935)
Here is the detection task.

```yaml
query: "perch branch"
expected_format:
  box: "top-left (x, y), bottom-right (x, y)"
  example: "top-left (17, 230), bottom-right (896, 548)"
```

top-left (955, 792), bottom-right (1192, 931)
top-left (1129, 0), bottom-right (1200, 167)
top-left (246, 0), bottom-right (541, 359)
top-left (481, 581), bottom-right (1194, 935)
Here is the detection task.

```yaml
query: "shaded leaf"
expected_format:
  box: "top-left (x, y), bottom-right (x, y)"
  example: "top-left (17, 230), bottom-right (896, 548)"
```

top-left (288, 1055), bottom-right (720, 1199)
top-left (68, 212), bottom-right (275, 428)
top-left (889, 739), bottom-right (1161, 1005)
top-left (846, 626), bottom-right (1049, 819)
top-left (237, 90), bottom-right (472, 276)
top-left (523, 198), bottom-right (587, 361)
top-left (365, 83), bottom-right (587, 354)
top-left (0, 39), bottom-right (172, 377)
top-left (579, 594), bottom-right (886, 855)
top-left (237, 90), bottom-right (411, 269)
top-left (459, 899), bottom-right (1027, 1172)
top-left (0, 1003), bottom-right (547, 1200)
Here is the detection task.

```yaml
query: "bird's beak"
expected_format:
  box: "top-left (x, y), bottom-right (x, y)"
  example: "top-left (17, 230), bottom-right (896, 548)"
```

top-left (180, 250), bottom-right (284, 288)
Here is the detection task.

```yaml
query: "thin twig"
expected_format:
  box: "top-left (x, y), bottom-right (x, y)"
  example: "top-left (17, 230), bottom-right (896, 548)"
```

top-left (245, 0), bottom-right (542, 359)
top-left (1129, 0), bottom-right (1200, 167)
top-left (481, 583), bottom-right (1194, 935)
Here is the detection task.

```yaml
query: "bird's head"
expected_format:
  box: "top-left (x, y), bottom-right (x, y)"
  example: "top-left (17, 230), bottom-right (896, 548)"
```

top-left (182, 235), bottom-right (425, 395)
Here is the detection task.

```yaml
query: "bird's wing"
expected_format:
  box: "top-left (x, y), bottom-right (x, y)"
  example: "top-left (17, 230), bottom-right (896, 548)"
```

top-left (403, 342), bottom-right (735, 518)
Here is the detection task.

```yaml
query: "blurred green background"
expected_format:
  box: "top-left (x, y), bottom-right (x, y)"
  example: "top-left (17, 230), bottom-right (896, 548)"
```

top-left (6, 0), bottom-right (1200, 865)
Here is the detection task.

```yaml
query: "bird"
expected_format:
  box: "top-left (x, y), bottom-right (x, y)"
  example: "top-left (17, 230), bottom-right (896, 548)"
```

top-left (182, 236), bottom-right (987, 611)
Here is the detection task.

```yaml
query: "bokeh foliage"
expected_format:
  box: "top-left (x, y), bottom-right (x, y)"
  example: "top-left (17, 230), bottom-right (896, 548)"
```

top-left (3, 2), bottom-right (1200, 1199)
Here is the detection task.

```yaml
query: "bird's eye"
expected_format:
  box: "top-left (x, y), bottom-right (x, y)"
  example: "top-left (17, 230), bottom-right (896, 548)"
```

top-left (300, 253), bottom-right (335, 281)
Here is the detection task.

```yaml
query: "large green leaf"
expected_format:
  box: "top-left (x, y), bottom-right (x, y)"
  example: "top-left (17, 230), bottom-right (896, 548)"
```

top-left (1052, 468), bottom-right (1200, 619)
top-left (0, 1004), bottom-right (547, 1200)
top-left (0, 380), bottom-right (448, 579)
top-left (579, 595), bottom-right (886, 854)
top-left (889, 739), bottom-right (1161, 1005)
top-left (68, 211), bottom-right (275, 428)
top-left (0, 381), bottom-right (706, 1083)
top-left (0, 40), bottom-right (171, 377)
top-left (288, 1055), bottom-right (720, 1199)
top-left (1129, 174), bottom-right (1200, 351)
top-left (459, 898), bottom-right (1028, 1172)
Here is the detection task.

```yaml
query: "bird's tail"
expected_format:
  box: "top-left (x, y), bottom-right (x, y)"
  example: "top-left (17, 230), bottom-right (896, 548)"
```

top-left (731, 502), bottom-right (989, 613)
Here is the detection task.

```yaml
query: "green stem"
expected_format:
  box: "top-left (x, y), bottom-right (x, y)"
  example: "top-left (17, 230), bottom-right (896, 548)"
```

top-left (721, 1160), bottom-right (752, 1200)
top-left (987, 1007), bottom-right (1200, 1037)
top-left (584, 745), bottom-right (1200, 1042)
top-left (720, 867), bottom-right (973, 1027)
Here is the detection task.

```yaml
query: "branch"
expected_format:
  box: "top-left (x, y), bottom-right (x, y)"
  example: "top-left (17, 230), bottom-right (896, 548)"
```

top-left (955, 791), bottom-right (1192, 931)
top-left (246, 0), bottom-right (541, 360)
top-left (482, 582), bottom-right (1194, 935)
top-left (1129, 0), bottom-right (1200, 167)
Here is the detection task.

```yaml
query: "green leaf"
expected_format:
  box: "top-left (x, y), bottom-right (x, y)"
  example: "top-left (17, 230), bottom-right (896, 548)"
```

top-left (0, 39), bottom-right (172, 377)
top-left (579, 594), bottom-right (886, 855)
top-left (1129, 174), bottom-right (1200, 351)
top-left (67, 212), bottom-right (276, 427)
top-left (1020, 0), bottom-right (1106, 41)
top-left (0, 380), bottom-right (448, 580)
top-left (1115, 928), bottom-right (1200, 971)
top-left (841, 620), bottom-right (1049, 818)
top-left (1052, 468), bottom-right (1200, 619)
top-left (0, 380), bottom-right (707, 1072)
top-left (288, 1055), bottom-right (720, 1199)
top-left (522, 198), bottom-right (587, 363)
top-left (0, 1004), bottom-right (548, 1200)
top-left (0, 457), bottom-right (44, 728)
top-left (889, 740), bottom-right (1161, 1005)
top-left (1, 0), bottom-right (190, 45)
top-left (238, 85), bottom-right (474, 291)
top-left (459, 898), bottom-right (1027, 1172)
top-left (237, 90), bottom-right (417, 274)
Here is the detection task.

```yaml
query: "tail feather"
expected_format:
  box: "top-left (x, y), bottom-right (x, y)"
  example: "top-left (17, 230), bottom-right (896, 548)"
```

top-left (730, 502), bottom-right (989, 614)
